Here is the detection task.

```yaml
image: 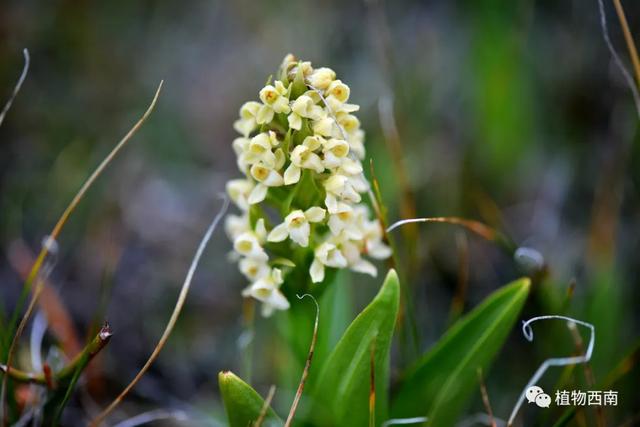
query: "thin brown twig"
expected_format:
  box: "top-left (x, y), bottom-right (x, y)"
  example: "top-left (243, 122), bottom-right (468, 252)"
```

top-left (477, 368), bottom-right (496, 427)
top-left (613, 0), bottom-right (640, 89)
top-left (89, 197), bottom-right (229, 427)
top-left (0, 81), bottom-right (163, 425)
top-left (0, 48), bottom-right (29, 127)
top-left (254, 385), bottom-right (276, 427)
top-left (284, 294), bottom-right (319, 427)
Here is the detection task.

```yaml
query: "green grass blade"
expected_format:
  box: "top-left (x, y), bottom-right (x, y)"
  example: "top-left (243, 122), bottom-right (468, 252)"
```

top-left (309, 269), bottom-right (400, 426)
top-left (391, 278), bottom-right (530, 427)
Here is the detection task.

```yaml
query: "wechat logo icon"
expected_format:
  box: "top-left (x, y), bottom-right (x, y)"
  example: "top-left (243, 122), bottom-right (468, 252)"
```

top-left (526, 386), bottom-right (551, 408)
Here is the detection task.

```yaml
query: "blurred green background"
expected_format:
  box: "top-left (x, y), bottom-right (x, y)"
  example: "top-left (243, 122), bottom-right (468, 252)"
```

top-left (1, 0), bottom-right (639, 425)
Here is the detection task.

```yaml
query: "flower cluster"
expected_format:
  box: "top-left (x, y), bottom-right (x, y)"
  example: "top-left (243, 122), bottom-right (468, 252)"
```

top-left (225, 54), bottom-right (391, 316)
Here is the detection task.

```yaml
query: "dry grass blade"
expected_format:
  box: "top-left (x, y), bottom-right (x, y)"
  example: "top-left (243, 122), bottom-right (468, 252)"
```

top-left (613, 0), bottom-right (640, 89)
top-left (284, 294), bottom-right (319, 427)
top-left (0, 48), bottom-right (29, 127)
top-left (0, 81), bottom-right (163, 425)
top-left (597, 0), bottom-right (640, 117)
top-left (477, 368), bottom-right (496, 427)
top-left (89, 196), bottom-right (230, 427)
top-left (386, 216), bottom-right (499, 243)
top-left (254, 385), bottom-right (276, 427)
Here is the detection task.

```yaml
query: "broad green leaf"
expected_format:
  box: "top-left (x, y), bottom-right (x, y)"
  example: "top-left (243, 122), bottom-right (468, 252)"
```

top-left (218, 371), bottom-right (283, 427)
top-left (391, 278), bottom-right (530, 427)
top-left (309, 269), bottom-right (400, 426)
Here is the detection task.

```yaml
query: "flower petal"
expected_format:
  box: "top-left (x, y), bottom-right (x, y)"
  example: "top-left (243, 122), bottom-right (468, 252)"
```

top-left (288, 113), bottom-right (302, 130)
top-left (310, 258), bottom-right (325, 283)
top-left (289, 222), bottom-right (310, 247)
top-left (284, 164), bottom-right (301, 185)
top-left (304, 206), bottom-right (326, 222)
top-left (248, 183), bottom-right (268, 204)
top-left (351, 259), bottom-right (377, 277)
top-left (267, 223), bottom-right (289, 242)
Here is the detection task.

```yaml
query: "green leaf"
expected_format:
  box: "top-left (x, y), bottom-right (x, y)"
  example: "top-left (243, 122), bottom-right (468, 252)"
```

top-left (391, 278), bottom-right (530, 427)
top-left (218, 371), bottom-right (283, 427)
top-left (309, 269), bottom-right (400, 426)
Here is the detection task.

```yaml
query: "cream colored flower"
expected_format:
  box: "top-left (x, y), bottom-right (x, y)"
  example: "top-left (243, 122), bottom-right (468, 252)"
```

top-left (268, 207), bottom-right (326, 247)
top-left (339, 238), bottom-right (377, 277)
top-left (248, 152), bottom-right (285, 204)
top-left (227, 55), bottom-right (392, 315)
top-left (280, 53), bottom-right (297, 75)
top-left (288, 61), bottom-right (313, 81)
top-left (257, 81), bottom-right (290, 124)
top-left (233, 219), bottom-right (268, 261)
top-left (336, 111), bottom-right (361, 135)
top-left (327, 202), bottom-right (363, 240)
top-left (312, 115), bottom-right (340, 138)
top-left (322, 138), bottom-right (350, 169)
top-left (242, 268), bottom-right (289, 316)
top-left (224, 213), bottom-right (250, 241)
top-left (348, 129), bottom-right (366, 159)
top-left (233, 101), bottom-right (261, 137)
top-left (361, 217), bottom-right (392, 259)
top-left (326, 80), bottom-right (349, 103)
top-left (324, 173), bottom-right (362, 213)
top-left (244, 132), bottom-right (279, 168)
top-left (239, 257), bottom-right (271, 282)
top-left (283, 136), bottom-right (325, 185)
top-left (232, 137), bottom-right (251, 171)
top-left (226, 179), bottom-right (254, 211)
top-left (309, 241), bottom-right (348, 283)
top-left (287, 95), bottom-right (324, 130)
top-left (308, 67), bottom-right (336, 90)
